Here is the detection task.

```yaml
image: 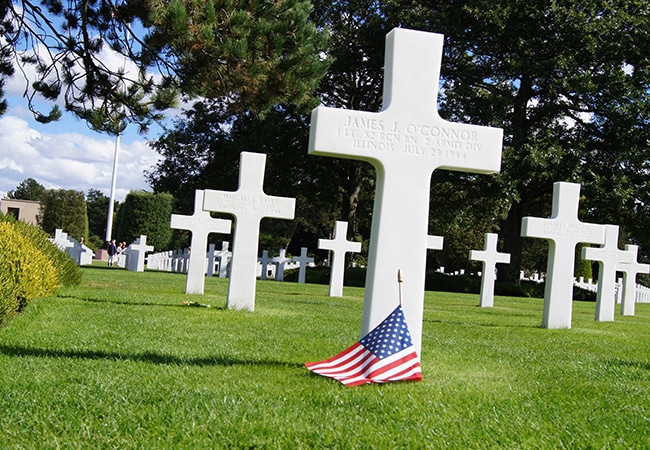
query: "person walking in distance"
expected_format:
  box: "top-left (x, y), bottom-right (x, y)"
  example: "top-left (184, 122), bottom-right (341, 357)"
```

top-left (107, 239), bottom-right (117, 266)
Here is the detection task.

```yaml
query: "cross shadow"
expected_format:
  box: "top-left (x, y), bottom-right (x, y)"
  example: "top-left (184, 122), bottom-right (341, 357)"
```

top-left (0, 344), bottom-right (305, 369)
top-left (55, 294), bottom-right (227, 310)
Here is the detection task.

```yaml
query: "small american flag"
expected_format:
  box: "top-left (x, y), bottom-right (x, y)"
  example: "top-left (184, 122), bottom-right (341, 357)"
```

top-left (305, 305), bottom-right (422, 386)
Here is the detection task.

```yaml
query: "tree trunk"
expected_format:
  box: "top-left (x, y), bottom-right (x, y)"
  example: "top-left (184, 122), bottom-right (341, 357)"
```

top-left (499, 200), bottom-right (527, 282)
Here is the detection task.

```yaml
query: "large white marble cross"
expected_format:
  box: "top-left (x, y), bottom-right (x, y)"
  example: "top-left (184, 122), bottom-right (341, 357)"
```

top-left (318, 221), bottom-right (362, 297)
top-left (617, 245), bottom-right (650, 316)
top-left (203, 152), bottom-right (296, 310)
top-left (293, 247), bottom-right (314, 284)
top-left (469, 233), bottom-right (511, 308)
top-left (170, 190), bottom-right (232, 295)
top-left (582, 225), bottom-right (634, 321)
top-left (308, 28), bottom-right (503, 355)
top-left (521, 182), bottom-right (606, 328)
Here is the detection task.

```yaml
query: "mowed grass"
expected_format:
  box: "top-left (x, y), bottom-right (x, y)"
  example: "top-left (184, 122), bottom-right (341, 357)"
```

top-left (1, 265), bottom-right (649, 449)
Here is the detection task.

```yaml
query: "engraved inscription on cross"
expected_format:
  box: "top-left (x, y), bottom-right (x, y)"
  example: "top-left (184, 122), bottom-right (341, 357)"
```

top-left (469, 233), bottom-right (511, 308)
top-left (170, 189), bottom-right (232, 295)
top-left (582, 225), bottom-right (634, 322)
top-left (308, 28), bottom-right (503, 355)
top-left (203, 152), bottom-right (296, 311)
top-left (521, 182), bottom-right (606, 328)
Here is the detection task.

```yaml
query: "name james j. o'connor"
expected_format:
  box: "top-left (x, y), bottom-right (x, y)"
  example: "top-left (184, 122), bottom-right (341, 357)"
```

top-left (338, 116), bottom-right (482, 158)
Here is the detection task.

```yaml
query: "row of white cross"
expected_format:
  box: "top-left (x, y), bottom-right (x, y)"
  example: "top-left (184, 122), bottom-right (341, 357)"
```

top-left (168, 28), bottom-right (647, 357)
top-left (170, 179), bottom-right (364, 298)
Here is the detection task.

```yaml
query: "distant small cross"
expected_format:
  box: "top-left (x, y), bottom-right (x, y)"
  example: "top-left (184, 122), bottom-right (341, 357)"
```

top-left (203, 152), bottom-right (296, 310)
top-left (309, 28), bottom-right (503, 354)
top-left (67, 239), bottom-right (93, 266)
top-left (272, 249), bottom-right (292, 282)
top-left (293, 247), bottom-right (314, 284)
top-left (258, 250), bottom-right (273, 280)
top-left (126, 235), bottom-right (154, 272)
top-left (616, 245), bottom-right (650, 316)
top-left (469, 233), bottom-right (510, 307)
top-left (318, 221), bottom-right (362, 297)
top-left (215, 242), bottom-right (231, 278)
top-left (171, 190), bottom-right (232, 294)
top-left (52, 229), bottom-right (74, 251)
top-left (582, 225), bottom-right (634, 321)
top-left (206, 243), bottom-right (217, 277)
top-left (521, 182), bottom-right (606, 328)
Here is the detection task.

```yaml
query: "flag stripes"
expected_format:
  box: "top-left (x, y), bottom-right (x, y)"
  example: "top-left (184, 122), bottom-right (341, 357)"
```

top-left (305, 305), bottom-right (422, 386)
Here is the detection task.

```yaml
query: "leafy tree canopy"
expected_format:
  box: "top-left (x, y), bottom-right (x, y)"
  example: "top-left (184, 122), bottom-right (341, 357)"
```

top-left (389, 0), bottom-right (650, 279)
top-left (1, 0), bottom-right (330, 133)
top-left (39, 188), bottom-right (89, 240)
top-left (6, 177), bottom-right (45, 200)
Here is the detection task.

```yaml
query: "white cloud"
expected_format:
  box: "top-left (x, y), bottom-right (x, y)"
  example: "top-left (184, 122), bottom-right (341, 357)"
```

top-left (0, 112), bottom-right (160, 201)
top-left (0, 28), bottom-right (176, 201)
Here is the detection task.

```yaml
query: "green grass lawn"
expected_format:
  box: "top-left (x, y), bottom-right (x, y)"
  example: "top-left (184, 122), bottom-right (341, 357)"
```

top-left (1, 265), bottom-right (649, 448)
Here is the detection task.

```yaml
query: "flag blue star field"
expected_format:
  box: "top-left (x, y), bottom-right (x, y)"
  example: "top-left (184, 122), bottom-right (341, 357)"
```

top-left (305, 305), bottom-right (422, 386)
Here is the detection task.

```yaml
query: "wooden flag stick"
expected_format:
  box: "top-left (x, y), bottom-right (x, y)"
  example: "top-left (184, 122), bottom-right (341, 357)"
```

top-left (397, 269), bottom-right (403, 306)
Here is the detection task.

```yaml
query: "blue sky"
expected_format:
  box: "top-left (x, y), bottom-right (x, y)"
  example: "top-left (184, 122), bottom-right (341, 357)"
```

top-left (0, 93), bottom-right (166, 202)
top-left (0, 44), bottom-right (177, 201)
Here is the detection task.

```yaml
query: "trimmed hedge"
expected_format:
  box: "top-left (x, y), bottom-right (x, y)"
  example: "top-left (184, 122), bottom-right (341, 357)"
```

top-left (284, 266), bottom-right (594, 301)
top-left (0, 214), bottom-right (82, 327)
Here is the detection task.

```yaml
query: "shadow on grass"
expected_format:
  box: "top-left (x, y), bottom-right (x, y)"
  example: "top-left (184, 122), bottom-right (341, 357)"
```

top-left (55, 294), bottom-right (227, 310)
top-left (423, 316), bottom-right (539, 329)
top-left (0, 344), bottom-right (305, 369)
top-left (606, 357), bottom-right (650, 373)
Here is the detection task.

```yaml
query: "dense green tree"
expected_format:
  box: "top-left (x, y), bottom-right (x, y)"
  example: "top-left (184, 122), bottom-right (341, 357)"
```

top-left (147, 102), bottom-right (341, 254)
top-left (7, 178), bottom-right (46, 201)
top-left (309, 0), bottom-right (389, 242)
top-left (114, 191), bottom-right (173, 250)
top-left (148, 0), bottom-right (389, 259)
top-left (390, 0), bottom-right (650, 281)
top-left (85, 188), bottom-right (115, 250)
top-left (1, 0), bottom-right (329, 131)
top-left (39, 189), bottom-right (89, 241)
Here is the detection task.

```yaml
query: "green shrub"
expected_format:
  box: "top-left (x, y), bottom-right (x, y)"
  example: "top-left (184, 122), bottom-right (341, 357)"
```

top-left (4, 216), bottom-right (82, 287)
top-left (0, 222), bottom-right (59, 325)
top-left (0, 215), bottom-right (83, 327)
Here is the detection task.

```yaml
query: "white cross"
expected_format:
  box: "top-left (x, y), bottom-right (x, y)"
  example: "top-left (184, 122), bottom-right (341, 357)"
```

top-left (125, 235), bottom-right (154, 272)
top-left (203, 152), bottom-right (296, 310)
top-left (258, 249), bottom-right (273, 280)
top-left (293, 247), bottom-right (314, 284)
top-left (215, 241), bottom-right (231, 278)
top-left (469, 233), bottom-right (511, 307)
top-left (66, 239), bottom-right (93, 266)
top-left (206, 243), bottom-right (217, 277)
top-left (582, 225), bottom-right (634, 321)
top-left (308, 28), bottom-right (503, 354)
top-left (52, 229), bottom-right (73, 251)
top-left (272, 249), bottom-right (292, 282)
top-left (521, 182), bottom-right (606, 328)
top-left (616, 245), bottom-right (650, 316)
top-left (318, 221), bottom-right (362, 297)
top-left (170, 190), bottom-right (232, 294)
